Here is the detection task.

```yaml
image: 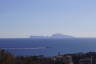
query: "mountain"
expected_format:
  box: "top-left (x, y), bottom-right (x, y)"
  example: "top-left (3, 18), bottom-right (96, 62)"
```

top-left (30, 34), bottom-right (74, 39)
top-left (51, 34), bottom-right (74, 38)
top-left (30, 36), bottom-right (48, 39)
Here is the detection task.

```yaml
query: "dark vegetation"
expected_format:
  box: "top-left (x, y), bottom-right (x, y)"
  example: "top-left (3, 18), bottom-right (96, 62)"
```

top-left (0, 49), bottom-right (54, 64)
top-left (0, 49), bottom-right (96, 64)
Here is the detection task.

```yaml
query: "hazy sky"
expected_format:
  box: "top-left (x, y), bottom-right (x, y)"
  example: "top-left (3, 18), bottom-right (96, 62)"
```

top-left (1, 0), bottom-right (96, 38)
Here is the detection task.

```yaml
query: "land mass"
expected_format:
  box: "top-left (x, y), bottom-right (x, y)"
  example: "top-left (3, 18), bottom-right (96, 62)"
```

top-left (30, 34), bottom-right (74, 39)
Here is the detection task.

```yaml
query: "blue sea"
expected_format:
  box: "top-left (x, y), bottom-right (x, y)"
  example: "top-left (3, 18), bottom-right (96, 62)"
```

top-left (0, 38), bottom-right (96, 56)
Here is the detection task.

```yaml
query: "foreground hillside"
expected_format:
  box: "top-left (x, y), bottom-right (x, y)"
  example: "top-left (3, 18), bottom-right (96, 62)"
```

top-left (0, 49), bottom-right (96, 64)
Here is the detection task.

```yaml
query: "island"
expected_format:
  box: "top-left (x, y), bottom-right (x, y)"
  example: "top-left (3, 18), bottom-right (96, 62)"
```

top-left (30, 33), bottom-right (75, 39)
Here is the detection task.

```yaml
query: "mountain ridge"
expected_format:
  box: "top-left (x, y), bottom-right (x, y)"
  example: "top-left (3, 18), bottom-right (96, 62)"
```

top-left (30, 34), bottom-right (75, 39)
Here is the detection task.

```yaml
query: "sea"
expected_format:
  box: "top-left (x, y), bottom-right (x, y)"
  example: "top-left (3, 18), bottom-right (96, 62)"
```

top-left (0, 38), bottom-right (96, 56)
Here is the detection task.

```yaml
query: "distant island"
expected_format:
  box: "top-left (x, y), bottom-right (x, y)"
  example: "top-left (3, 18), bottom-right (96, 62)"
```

top-left (30, 34), bottom-right (75, 39)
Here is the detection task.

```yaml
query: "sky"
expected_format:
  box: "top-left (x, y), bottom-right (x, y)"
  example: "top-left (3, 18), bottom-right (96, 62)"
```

top-left (0, 0), bottom-right (96, 38)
